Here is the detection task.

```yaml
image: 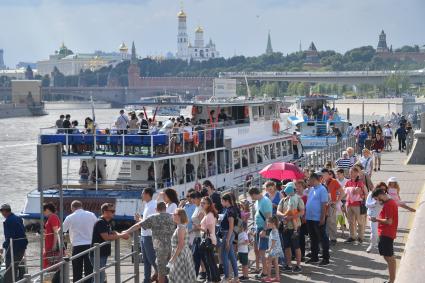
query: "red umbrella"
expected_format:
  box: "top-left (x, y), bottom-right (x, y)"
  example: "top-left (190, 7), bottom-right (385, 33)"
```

top-left (259, 162), bottom-right (304, 180)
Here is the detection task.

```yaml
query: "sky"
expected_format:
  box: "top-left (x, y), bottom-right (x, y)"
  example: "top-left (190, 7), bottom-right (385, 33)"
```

top-left (0, 0), bottom-right (424, 67)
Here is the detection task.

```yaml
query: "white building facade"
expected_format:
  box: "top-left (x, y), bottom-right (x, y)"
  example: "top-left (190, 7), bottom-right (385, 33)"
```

top-left (176, 9), bottom-right (220, 62)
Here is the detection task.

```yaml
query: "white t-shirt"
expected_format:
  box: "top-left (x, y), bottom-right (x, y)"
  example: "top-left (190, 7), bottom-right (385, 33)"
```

top-left (62, 209), bottom-right (98, 246)
top-left (141, 200), bottom-right (157, 237)
top-left (166, 202), bottom-right (178, 214)
top-left (116, 114), bottom-right (129, 130)
top-left (360, 156), bottom-right (373, 175)
top-left (337, 177), bottom-right (348, 188)
top-left (383, 127), bottom-right (392, 137)
top-left (237, 231), bottom-right (249, 253)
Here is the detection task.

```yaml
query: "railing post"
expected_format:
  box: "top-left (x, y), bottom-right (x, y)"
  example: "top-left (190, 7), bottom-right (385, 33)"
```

top-left (133, 232), bottom-right (140, 283)
top-left (114, 238), bottom-right (121, 283)
top-left (150, 135), bottom-right (154, 157)
top-left (94, 243), bottom-right (101, 283)
top-left (63, 257), bottom-right (71, 283)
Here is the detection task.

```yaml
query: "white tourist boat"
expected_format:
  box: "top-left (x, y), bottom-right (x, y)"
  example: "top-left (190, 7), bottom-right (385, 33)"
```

top-left (125, 94), bottom-right (190, 117)
top-left (287, 95), bottom-right (350, 148)
top-left (21, 97), bottom-right (296, 226)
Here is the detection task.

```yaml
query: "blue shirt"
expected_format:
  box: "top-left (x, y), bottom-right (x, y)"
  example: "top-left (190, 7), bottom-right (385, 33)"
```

top-left (2, 213), bottom-right (28, 252)
top-left (184, 203), bottom-right (196, 231)
top-left (306, 184), bottom-right (329, 221)
top-left (358, 131), bottom-right (368, 144)
top-left (265, 192), bottom-right (281, 215)
top-left (255, 196), bottom-right (273, 229)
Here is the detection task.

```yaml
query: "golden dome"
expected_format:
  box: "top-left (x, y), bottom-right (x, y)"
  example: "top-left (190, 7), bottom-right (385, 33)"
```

top-left (119, 42), bottom-right (128, 52)
top-left (195, 26), bottom-right (204, 33)
top-left (177, 10), bottom-right (186, 18)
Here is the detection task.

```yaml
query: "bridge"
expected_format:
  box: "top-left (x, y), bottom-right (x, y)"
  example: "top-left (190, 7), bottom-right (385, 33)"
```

top-left (219, 69), bottom-right (425, 85)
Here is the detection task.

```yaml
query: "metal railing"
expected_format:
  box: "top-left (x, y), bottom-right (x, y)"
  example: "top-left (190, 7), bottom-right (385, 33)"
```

top-left (15, 232), bottom-right (141, 283)
top-left (294, 135), bottom-right (357, 171)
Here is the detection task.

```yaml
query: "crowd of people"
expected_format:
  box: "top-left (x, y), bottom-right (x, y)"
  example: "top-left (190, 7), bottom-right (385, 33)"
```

top-left (54, 109), bottom-right (224, 156)
top-left (1, 115), bottom-right (419, 283)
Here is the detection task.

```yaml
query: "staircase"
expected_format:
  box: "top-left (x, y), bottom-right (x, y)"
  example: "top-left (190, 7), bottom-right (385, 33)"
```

top-left (316, 122), bottom-right (327, 136)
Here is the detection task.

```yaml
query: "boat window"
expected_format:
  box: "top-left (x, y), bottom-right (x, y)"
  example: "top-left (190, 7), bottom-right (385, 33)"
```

top-left (307, 122), bottom-right (315, 127)
top-left (217, 150), bottom-right (226, 174)
top-left (259, 106), bottom-right (264, 118)
top-left (263, 144), bottom-right (270, 161)
top-left (241, 149), bottom-right (249, 168)
top-left (225, 150), bottom-right (232, 173)
top-left (207, 152), bottom-right (216, 177)
top-left (233, 150), bottom-right (241, 170)
top-left (229, 106), bottom-right (249, 125)
top-left (249, 147), bottom-right (256, 165)
top-left (196, 155), bottom-right (207, 180)
top-left (256, 146), bottom-right (263, 164)
top-left (252, 106), bottom-right (259, 121)
top-left (270, 143), bottom-right (276, 159)
top-left (282, 141), bottom-right (288, 156)
top-left (175, 157), bottom-right (185, 185)
top-left (287, 140), bottom-right (293, 154)
top-left (276, 142), bottom-right (282, 157)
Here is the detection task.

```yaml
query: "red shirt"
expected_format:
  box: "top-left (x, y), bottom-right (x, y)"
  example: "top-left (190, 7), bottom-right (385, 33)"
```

top-left (378, 199), bottom-right (398, 239)
top-left (326, 178), bottom-right (341, 202)
top-left (44, 213), bottom-right (60, 251)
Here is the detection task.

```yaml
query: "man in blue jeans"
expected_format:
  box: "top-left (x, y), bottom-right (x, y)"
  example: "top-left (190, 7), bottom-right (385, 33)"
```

top-left (136, 188), bottom-right (158, 283)
top-left (305, 172), bottom-right (330, 266)
top-left (91, 203), bottom-right (129, 283)
top-left (248, 187), bottom-right (272, 279)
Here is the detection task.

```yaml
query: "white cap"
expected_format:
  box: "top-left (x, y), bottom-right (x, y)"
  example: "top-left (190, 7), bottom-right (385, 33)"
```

top-left (387, 177), bottom-right (398, 183)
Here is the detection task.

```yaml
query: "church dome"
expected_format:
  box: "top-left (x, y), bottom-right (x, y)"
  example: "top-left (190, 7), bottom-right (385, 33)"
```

top-left (119, 42), bottom-right (128, 52)
top-left (177, 10), bottom-right (186, 18)
top-left (195, 26), bottom-right (204, 33)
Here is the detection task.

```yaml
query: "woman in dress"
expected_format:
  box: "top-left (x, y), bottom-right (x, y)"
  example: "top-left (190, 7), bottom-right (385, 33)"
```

top-left (168, 208), bottom-right (196, 283)
top-left (42, 203), bottom-right (61, 268)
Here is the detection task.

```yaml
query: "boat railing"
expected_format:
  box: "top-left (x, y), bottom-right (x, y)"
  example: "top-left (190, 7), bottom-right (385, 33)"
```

top-left (39, 126), bottom-right (225, 158)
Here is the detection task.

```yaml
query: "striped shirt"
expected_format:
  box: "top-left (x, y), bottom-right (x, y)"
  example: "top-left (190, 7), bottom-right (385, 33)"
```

top-left (335, 158), bottom-right (353, 170)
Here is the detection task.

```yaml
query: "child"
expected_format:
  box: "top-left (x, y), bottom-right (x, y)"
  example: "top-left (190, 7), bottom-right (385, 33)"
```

top-left (387, 177), bottom-right (416, 212)
top-left (264, 216), bottom-right (284, 283)
top-left (240, 200), bottom-right (250, 224)
top-left (237, 222), bottom-right (250, 281)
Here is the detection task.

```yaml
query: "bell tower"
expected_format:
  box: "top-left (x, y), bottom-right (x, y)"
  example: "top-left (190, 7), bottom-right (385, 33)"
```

top-left (176, 5), bottom-right (189, 59)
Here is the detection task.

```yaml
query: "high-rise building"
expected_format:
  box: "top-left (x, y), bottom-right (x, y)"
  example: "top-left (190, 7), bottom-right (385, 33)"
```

top-left (175, 8), bottom-right (219, 61)
top-left (265, 31), bottom-right (273, 55)
top-left (0, 49), bottom-right (5, 69)
top-left (377, 30), bottom-right (389, 53)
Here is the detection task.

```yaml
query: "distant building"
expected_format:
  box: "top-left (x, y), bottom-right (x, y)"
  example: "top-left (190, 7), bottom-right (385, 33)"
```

top-left (375, 30), bottom-right (425, 63)
top-left (0, 49), bottom-right (5, 69)
top-left (265, 31), bottom-right (273, 55)
top-left (37, 42), bottom-right (125, 76)
top-left (0, 68), bottom-right (38, 80)
top-left (304, 42), bottom-right (321, 67)
top-left (176, 8), bottom-right (220, 61)
top-left (376, 30), bottom-right (389, 53)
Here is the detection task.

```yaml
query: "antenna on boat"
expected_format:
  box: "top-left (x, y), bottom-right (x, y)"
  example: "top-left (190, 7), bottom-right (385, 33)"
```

top-left (244, 75), bottom-right (252, 98)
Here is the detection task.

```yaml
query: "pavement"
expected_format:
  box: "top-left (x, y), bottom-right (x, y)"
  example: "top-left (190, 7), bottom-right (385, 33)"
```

top-left (106, 145), bottom-right (425, 283)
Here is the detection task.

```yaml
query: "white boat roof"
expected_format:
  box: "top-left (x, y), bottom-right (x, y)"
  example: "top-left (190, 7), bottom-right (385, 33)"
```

top-left (231, 132), bottom-right (291, 149)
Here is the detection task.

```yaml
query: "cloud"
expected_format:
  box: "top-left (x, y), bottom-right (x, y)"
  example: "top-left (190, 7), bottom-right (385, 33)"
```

top-left (0, 0), bottom-right (423, 67)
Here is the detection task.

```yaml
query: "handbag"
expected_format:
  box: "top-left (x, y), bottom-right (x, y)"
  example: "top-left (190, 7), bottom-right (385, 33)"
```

top-left (360, 201), bottom-right (367, 215)
top-left (200, 230), bottom-right (214, 251)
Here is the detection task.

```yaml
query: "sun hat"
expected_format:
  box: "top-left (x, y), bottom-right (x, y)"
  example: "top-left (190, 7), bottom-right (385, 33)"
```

top-left (284, 182), bottom-right (295, 195)
top-left (387, 177), bottom-right (398, 183)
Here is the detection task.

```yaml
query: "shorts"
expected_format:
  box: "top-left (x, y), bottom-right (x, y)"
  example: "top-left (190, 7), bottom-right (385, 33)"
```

top-left (255, 228), bottom-right (269, 251)
top-left (378, 236), bottom-right (394, 257)
top-left (374, 151), bottom-right (382, 158)
top-left (336, 215), bottom-right (346, 226)
top-left (238, 252), bottom-right (248, 266)
top-left (282, 229), bottom-right (300, 249)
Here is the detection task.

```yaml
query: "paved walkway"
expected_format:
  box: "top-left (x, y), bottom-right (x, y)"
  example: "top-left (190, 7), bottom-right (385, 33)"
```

top-left (106, 147), bottom-right (425, 283)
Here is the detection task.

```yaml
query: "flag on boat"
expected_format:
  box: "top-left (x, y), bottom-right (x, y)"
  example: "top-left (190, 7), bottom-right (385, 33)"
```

top-left (322, 104), bottom-right (328, 120)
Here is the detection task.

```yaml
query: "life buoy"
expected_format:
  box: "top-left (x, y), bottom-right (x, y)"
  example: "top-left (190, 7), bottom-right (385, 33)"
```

top-left (275, 120), bottom-right (280, 134)
top-left (192, 106), bottom-right (197, 116)
top-left (272, 120), bottom-right (276, 133)
top-left (244, 106), bottom-right (249, 118)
